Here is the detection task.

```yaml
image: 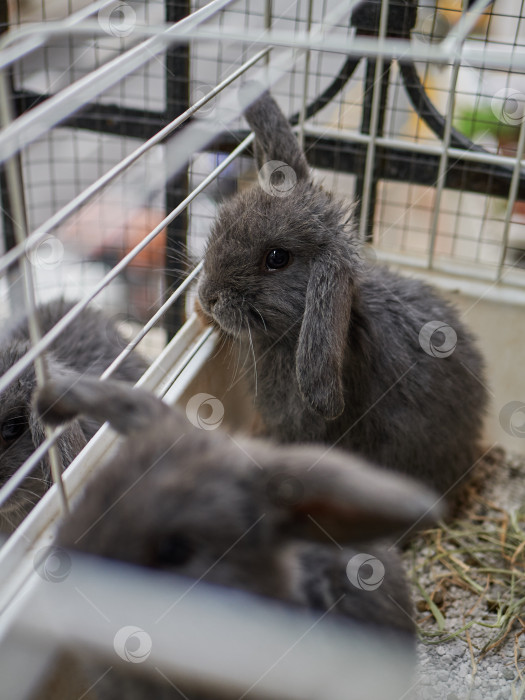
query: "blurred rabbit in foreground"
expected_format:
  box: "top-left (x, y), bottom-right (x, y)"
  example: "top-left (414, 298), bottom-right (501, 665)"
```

top-left (36, 375), bottom-right (444, 698)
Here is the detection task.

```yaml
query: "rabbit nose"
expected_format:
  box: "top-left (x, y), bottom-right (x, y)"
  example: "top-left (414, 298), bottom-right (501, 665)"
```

top-left (198, 279), bottom-right (218, 312)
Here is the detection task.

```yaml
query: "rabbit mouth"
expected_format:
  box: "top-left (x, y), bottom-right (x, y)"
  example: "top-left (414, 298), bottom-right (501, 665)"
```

top-left (213, 304), bottom-right (269, 340)
top-left (207, 306), bottom-right (246, 339)
top-left (198, 290), bottom-right (266, 339)
top-left (197, 295), bottom-right (252, 339)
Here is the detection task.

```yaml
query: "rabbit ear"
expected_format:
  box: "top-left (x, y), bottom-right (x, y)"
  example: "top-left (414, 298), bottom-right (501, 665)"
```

top-left (36, 375), bottom-right (171, 435)
top-left (259, 446), bottom-right (444, 543)
top-left (244, 91), bottom-right (309, 180)
top-left (295, 254), bottom-right (354, 420)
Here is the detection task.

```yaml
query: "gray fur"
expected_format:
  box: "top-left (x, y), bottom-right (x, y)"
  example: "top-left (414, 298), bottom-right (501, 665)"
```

top-left (38, 375), bottom-right (444, 637)
top-left (0, 299), bottom-right (147, 529)
top-left (38, 376), bottom-right (444, 698)
top-left (198, 91), bottom-right (489, 495)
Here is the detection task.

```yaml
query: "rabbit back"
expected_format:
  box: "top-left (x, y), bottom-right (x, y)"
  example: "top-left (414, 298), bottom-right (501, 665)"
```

top-left (0, 301), bottom-right (148, 528)
top-left (6, 299), bottom-right (148, 440)
top-left (340, 267), bottom-right (487, 491)
top-left (9, 299), bottom-right (147, 386)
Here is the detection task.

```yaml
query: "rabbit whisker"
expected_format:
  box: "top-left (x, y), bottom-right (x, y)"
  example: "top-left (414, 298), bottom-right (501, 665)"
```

top-left (229, 310), bottom-right (243, 387)
top-left (18, 486), bottom-right (44, 501)
top-left (239, 327), bottom-right (252, 374)
top-left (23, 474), bottom-right (47, 483)
top-left (0, 509), bottom-right (18, 531)
top-left (249, 302), bottom-right (267, 333)
top-left (223, 329), bottom-right (236, 373)
top-left (227, 309), bottom-right (246, 393)
top-left (8, 495), bottom-right (35, 518)
top-left (238, 303), bottom-right (254, 376)
top-left (235, 312), bottom-right (251, 378)
top-left (16, 495), bottom-right (35, 509)
top-left (209, 330), bottom-right (229, 362)
top-left (165, 247), bottom-right (199, 268)
top-left (0, 503), bottom-right (16, 529)
top-left (4, 511), bottom-right (16, 528)
top-left (247, 321), bottom-right (258, 397)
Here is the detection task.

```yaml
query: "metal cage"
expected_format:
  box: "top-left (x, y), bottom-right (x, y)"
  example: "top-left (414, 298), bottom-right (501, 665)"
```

top-left (0, 0), bottom-right (524, 697)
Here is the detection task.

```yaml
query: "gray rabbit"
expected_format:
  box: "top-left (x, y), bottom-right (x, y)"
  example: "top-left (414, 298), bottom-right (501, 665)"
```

top-left (197, 91), bottom-right (488, 495)
top-left (35, 375), bottom-right (443, 698)
top-left (0, 299), bottom-right (147, 529)
top-left (38, 376), bottom-right (442, 632)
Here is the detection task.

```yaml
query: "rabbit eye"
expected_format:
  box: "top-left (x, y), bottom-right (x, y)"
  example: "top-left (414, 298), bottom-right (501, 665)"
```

top-left (265, 248), bottom-right (291, 270)
top-left (0, 415), bottom-right (27, 442)
top-left (153, 533), bottom-right (195, 567)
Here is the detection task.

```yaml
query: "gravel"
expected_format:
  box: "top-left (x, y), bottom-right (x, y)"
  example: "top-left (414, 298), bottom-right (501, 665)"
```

top-left (405, 448), bottom-right (525, 700)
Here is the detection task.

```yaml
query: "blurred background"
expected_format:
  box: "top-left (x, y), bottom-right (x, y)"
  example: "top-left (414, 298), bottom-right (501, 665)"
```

top-left (4, 0), bottom-right (525, 321)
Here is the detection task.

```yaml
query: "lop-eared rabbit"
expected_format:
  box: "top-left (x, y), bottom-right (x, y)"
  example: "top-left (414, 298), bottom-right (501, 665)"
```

top-left (41, 378), bottom-right (442, 615)
top-left (0, 300), bottom-right (147, 529)
top-left (197, 90), bottom-right (488, 495)
top-left (36, 376), bottom-right (443, 698)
